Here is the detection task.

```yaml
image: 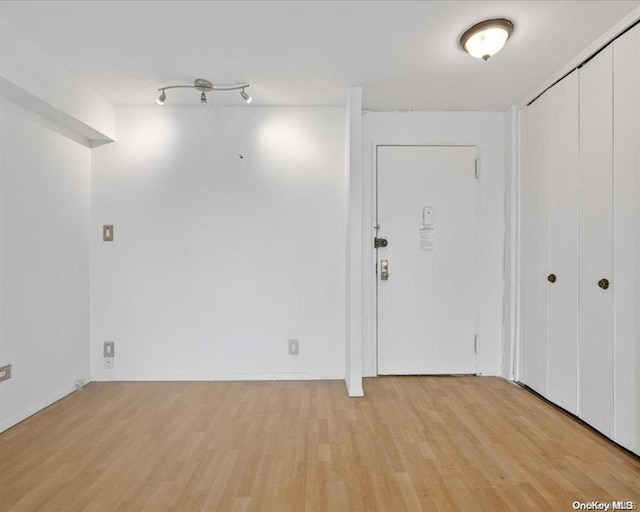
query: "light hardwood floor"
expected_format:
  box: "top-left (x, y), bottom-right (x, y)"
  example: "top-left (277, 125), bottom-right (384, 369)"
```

top-left (1, 377), bottom-right (638, 511)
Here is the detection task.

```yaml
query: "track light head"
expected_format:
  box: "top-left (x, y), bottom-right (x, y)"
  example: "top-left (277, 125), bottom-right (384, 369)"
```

top-left (157, 90), bottom-right (166, 105)
top-left (240, 88), bottom-right (252, 104)
top-left (200, 92), bottom-right (207, 105)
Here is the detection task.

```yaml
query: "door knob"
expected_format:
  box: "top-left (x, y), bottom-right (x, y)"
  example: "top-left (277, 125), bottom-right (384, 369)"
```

top-left (374, 237), bottom-right (388, 248)
top-left (547, 273), bottom-right (557, 283)
top-left (598, 278), bottom-right (610, 290)
top-left (380, 259), bottom-right (389, 281)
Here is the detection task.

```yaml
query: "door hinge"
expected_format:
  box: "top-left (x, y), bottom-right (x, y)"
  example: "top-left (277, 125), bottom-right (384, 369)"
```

top-left (474, 158), bottom-right (480, 179)
top-left (474, 334), bottom-right (479, 354)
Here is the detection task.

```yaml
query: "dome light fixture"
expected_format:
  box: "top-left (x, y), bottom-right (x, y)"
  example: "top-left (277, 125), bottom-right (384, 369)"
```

top-left (156, 78), bottom-right (252, 105)
top-left (460, 18), bottom-right (514, 61)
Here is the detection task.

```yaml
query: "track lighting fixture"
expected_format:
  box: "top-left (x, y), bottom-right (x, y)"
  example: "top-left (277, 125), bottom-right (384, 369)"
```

top-left (155, 78), bottom-right (252, 105)
top-left (460, 18), bottom-right (514, 60)
top-left (240, 88), bottom-right (252, 104)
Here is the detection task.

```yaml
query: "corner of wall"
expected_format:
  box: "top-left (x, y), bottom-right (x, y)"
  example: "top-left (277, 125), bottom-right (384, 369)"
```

top-left (345, 87), bottom-right (364, 397)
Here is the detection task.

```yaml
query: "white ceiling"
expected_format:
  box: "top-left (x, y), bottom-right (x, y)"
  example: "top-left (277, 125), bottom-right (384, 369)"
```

top-left (0, 1), bottom-right (638, 110)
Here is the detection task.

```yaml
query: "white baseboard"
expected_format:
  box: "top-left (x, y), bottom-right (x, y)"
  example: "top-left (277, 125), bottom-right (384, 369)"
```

top-left (90, 372), bottom-right (344, 382)
top-left (476, 368), bottom-right (503, 377)
top-left (362, 369), bottom-right (504, 378)
top-left (0, 382), bottom-right (84, 434)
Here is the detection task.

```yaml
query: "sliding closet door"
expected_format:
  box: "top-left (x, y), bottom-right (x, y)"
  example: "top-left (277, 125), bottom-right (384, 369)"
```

top-left (613, 25), bottom-right (640, 454)
top-left (522, 94), bottom-right (548, 396)
top-left (579, 47), bottom-right (614, 437)
top-left (546, 72), bottom-right (579, 414)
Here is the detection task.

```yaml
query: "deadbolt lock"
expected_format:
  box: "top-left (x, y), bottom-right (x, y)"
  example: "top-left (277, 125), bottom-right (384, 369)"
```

top-left (380, 259), bottom-right (389, 281)
top-left (374, 237), bottom-right (388, 249)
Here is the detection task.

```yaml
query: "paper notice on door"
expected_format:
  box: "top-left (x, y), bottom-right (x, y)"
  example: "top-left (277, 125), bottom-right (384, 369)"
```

top-left (419, 226), bottom-right (435, 251)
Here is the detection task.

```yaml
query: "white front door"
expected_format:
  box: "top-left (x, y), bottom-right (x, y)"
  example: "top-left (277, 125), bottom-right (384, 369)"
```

top-left (376, 145), bottom-right (478, 375)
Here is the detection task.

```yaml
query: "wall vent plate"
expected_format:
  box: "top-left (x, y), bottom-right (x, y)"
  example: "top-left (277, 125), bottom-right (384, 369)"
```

top-left (0, 364), bottom-right (12, 382)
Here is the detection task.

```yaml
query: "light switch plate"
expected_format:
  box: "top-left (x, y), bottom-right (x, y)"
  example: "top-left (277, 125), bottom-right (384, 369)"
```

top-left (0, 364), bottom-right (12, 382)
top-left (103, 341), bottom-right (115, 358)
top-left (103, 225), bottom-right (114, 242)
top-left (288, 339), bottom-right (299, 356)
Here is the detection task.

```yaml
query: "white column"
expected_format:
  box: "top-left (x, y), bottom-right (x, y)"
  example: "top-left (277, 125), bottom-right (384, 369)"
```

top-left (344, 87), bottom-right (364, 397)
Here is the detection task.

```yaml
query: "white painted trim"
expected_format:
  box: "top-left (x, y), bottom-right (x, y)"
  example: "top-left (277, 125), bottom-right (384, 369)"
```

top-left (514, 108), bottom-right (525, 383)
top-left (0, 382), bottom-right (86, 434)
top-left (91, 373), bottom-right (343, 382)
top-left (368, 141), bottom-right (480, 376)
top-left (476, 368), bottom-right (503, 377)
top-left (503, 105), bottom-right (520, 381)
top-left (365, 140), bottom-right (378, 377)
top-left (512, 108), bottom-right (524, 382)
top-left (517, 6), bottom-right (640, 108)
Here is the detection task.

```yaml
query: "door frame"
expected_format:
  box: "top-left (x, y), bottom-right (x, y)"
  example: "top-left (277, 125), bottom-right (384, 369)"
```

top-left (372, 143), bottom-right (480, 376)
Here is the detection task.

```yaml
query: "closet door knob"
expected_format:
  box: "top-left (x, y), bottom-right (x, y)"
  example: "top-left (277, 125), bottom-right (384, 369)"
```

top-left (547, 273), bottom-right (557, 283)
top-left (597, 278), bottom-right (610, 290)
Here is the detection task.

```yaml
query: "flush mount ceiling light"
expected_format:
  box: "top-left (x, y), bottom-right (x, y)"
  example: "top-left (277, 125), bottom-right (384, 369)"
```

top-left (460, 18), bottom-right (514, 61)
top-left (156, 78), bottom-right (252, 105)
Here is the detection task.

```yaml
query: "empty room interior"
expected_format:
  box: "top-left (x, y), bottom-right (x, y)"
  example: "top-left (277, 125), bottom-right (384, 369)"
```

top-left (1, 1), bottom-right (640, 510)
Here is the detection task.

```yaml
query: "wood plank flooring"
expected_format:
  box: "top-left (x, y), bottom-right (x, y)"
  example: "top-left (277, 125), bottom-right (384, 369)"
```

top-left (0, 377), bottom-right (638, 511)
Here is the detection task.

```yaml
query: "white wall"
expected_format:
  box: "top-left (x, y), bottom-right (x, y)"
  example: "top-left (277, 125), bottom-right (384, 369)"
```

top-left (90, 106), bottom-right (346, 381)
top-left (0, 96), bottom-right (91, 432)
top-left (362, 111), bottom-right (506, 376)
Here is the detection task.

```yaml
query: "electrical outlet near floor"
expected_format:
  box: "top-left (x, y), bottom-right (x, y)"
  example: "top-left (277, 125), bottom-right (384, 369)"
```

top-left (104, 341), bottom-right (115, 369)
top-left (0, 364), bottom-right (11, 382)
top-left (288, 339), bottom-right (299, 356)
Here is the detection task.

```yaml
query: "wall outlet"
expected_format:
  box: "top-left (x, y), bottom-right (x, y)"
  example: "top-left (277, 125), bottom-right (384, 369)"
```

top-left (288, 339), bottom-right (299, 356)
top-left (0, 364), bottom-right (11, 382)
top-left (103, 341), bottom-right (115, 358)
top-left (75, 379), bottom-right (85, 390)
top-left (104, 357), bottom-right (114, 369)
